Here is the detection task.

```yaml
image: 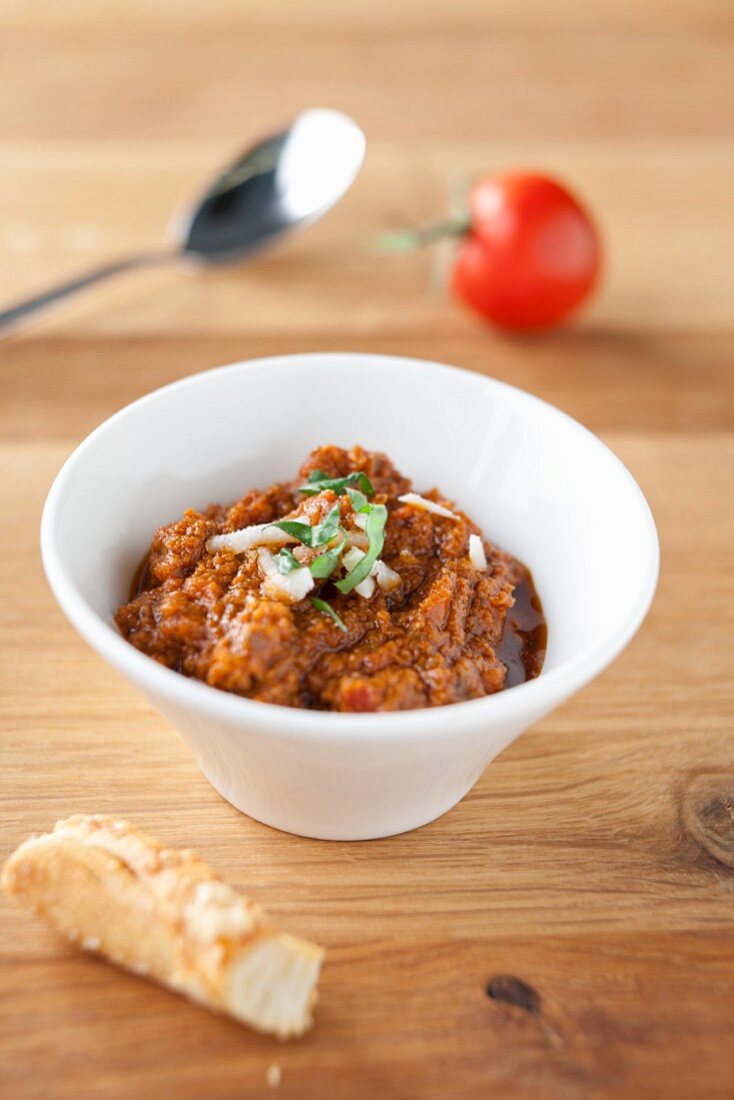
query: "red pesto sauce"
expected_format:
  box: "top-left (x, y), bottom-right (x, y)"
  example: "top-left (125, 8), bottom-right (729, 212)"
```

top-left (118, 446), bottom-right (547, 713)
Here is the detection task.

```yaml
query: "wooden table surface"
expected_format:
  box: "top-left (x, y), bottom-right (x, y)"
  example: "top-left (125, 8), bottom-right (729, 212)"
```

top-left (2, 2), bottom-right (734, 1097)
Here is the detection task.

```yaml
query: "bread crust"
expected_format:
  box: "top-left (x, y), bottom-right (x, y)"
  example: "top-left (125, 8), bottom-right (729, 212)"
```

top-left (2, 815), bottom-right (324, 1038)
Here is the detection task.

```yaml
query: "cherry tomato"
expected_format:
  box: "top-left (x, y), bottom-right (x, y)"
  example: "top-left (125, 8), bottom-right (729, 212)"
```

top-left (451, 173), bottom-right (601, 330)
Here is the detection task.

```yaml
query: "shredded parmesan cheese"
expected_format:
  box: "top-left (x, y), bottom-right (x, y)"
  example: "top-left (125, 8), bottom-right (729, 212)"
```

top-left (354, 574), bottom-right (375, 599)
top-left (341, 547), bottom-right (374, 598)
top-left (206, 524), bottom-right (295, 555)
top-left (342, 548), bottom-right (401, 597)
top-left (257, 548), bottom-right (314, 604)
top-left (342, 547), bottom-right (364, 572)
top-left (468, 533), bottom-right (488, 572)
top-left (373, 560), bottom-right (401, 592)
top-left (397, 493), bottom-right (459, 520)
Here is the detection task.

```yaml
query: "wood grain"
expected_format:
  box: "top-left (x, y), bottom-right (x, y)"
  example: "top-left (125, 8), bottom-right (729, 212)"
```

top-left (1, 2), bottom-right (734, 1098)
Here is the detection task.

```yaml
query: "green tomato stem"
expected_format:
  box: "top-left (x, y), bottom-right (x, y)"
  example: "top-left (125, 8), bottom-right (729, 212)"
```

top-left (373, 215), bottom-right (471, 253)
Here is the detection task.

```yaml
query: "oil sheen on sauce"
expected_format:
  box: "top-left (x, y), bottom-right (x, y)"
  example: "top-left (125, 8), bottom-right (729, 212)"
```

top-left (496, 572), bottom-right (547, 688)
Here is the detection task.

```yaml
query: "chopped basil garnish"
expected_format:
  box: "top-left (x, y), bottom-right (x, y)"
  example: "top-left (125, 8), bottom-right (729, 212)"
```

top-left (310, 535), bottom-right (346, 579)
top-left (274, 547), bottom-right (302, 574)
top-left (273, 479), bottom-right (389, 599)
top-left (335, 504), bottom-right (387, 594)
top-left (298, 469), bottom-right (375, 499)
top-left (273, 502), bottom-right (341, 548)
top-left (311, 597), bottom-right (348, 633)
top-left (346, 486), bottom-right (370, 513)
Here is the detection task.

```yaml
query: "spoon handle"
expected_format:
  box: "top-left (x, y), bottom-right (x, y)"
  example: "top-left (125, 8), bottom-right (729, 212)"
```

top-left (0, 250), bottom-right (173, 336)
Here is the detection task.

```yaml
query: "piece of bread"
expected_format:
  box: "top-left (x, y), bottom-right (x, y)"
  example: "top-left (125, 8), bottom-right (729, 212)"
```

top-left (1, 814), bottom-right (324, 1039)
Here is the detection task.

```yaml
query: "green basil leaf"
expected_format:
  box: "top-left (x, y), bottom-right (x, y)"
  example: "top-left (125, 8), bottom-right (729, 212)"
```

top-left (275, 548), bottom-right (302, 574)
top-left (298, 470), bottom-right (375, 499)
top-left (272, 518), bottom-right (317, 545)
top-left (335, 504), bottom-right (387, 594)
top-left (272, 503), bottom-right (341, 548)
top-left (311, 597), bottom-right (348, 633)
top-left (352, 472), bottom-right (375, 496)
top-left (314, 503), bottom-right (342, 545)
top-left (310, 535), bottom-right (346, 579)
top-left (346, 486), bottom-right (370, 513)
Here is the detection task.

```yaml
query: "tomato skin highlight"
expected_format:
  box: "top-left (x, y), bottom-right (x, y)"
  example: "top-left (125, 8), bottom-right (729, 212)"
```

top-left (451, 173), bottom-right (601, 330)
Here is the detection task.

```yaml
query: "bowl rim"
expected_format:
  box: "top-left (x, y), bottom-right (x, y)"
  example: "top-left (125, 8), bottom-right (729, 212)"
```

top-left (41, 352), bottom-right (660, 742)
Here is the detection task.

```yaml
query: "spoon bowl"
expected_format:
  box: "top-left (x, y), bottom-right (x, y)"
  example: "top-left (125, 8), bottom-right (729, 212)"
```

top-left (0, 109), bottom-right (365, 334)
top-left (177, 109), bottom-right (366, 262)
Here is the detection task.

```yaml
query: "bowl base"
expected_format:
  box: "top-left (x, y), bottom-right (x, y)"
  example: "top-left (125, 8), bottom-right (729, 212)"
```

top-left (203, 770), bottom-right (473, 841)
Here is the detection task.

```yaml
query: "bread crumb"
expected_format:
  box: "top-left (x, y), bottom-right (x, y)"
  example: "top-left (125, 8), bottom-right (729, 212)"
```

top-left (266, 1063), bottom-right (281, 1089)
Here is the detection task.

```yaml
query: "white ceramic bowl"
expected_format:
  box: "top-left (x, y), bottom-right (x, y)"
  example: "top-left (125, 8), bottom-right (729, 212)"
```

top-left (41, 354), bottom-right (659, 840)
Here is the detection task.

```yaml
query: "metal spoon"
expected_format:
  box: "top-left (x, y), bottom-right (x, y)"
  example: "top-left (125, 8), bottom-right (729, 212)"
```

top-left (0, 109), bottom-right (365, 335)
